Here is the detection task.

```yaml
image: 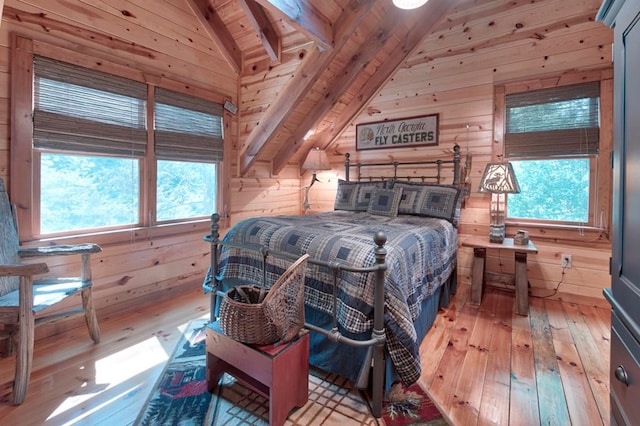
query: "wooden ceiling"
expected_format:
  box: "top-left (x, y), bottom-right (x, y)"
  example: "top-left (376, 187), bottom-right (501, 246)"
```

top-left (182, 0), bottom-right (479, 176)
top-left (1, 0), bottom-right (606, 178)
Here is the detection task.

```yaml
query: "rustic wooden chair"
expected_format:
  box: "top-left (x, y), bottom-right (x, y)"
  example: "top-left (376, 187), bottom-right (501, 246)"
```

top-left (0, 178), bottom-right (101, 404)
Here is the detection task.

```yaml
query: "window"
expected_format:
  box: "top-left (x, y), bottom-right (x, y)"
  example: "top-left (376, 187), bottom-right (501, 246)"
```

top-left (13, 47), bottom-right (225, 242)
top-left (502, 82), bottom-right (601, 226)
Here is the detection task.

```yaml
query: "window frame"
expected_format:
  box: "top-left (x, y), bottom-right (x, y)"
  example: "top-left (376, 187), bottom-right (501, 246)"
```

top-left (10, 34), bottom-right (230, 246)
top-left (493, 71), bottom-right (613, 243)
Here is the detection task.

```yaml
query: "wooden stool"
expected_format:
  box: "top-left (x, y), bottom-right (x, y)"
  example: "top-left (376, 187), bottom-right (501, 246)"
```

top-left (206, 321), bottom-right (309, 426)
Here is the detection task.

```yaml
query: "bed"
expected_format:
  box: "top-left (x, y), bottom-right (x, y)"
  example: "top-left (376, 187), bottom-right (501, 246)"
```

top-left (203, 145), bottom-right (464, 417)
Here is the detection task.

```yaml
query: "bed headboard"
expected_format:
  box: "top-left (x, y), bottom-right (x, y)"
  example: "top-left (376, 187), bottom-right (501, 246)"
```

top-left (344, 144), bottom-right (461, 186)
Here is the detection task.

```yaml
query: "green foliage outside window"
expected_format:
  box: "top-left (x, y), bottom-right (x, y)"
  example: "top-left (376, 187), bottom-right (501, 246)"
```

top-left (41, 153), bottom-right (139, 233)
top-left (507, 158), bottom-right (590, 223)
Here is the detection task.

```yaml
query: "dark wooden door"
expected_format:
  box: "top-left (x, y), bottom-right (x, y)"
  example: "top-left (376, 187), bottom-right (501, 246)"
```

top-left (605, 0), bottom-right (640, 424)
top-left (612, 0), bottom-right (640, 315)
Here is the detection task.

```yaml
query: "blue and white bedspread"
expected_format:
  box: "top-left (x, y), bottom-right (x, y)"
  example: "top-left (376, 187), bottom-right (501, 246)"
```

top-left (213, 211), bottom-right (457, 385)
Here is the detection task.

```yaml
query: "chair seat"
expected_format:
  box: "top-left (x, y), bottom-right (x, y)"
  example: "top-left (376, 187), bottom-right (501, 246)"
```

top-left (0, 278), bottom-right (90, 313)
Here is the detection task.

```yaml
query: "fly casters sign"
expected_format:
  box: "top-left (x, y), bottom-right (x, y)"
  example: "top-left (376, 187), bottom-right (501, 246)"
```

top-left (356, 114), bottom-right (439, 151)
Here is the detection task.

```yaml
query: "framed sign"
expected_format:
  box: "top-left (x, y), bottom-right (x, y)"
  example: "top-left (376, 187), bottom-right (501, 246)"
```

top-left (356, 114), bottom-right (439, 151)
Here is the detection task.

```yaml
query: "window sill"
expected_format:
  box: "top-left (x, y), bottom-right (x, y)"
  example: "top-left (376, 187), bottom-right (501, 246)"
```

top-left (20, 219), bottom-right (212, 248)
top-left (505, 221), bottom-right (610, 246)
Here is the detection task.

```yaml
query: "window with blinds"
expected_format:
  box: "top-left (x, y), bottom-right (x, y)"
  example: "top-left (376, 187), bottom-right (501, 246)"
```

top-left (31, 56), bottom-right (223, 235)
top-left (155, 88), bottom-right (224, 163)
top-left (505, 82), bottom-right (600, 158)
top-left (504, 82), bottom-right (601, 225)
top-left (34, 56), bottom-right (148, 158)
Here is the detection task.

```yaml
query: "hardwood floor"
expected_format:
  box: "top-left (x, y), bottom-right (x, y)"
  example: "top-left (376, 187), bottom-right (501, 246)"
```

top-left (0, 284), bottom-right (610, 425)
top-left (420, 284), bottom-right (610, 426)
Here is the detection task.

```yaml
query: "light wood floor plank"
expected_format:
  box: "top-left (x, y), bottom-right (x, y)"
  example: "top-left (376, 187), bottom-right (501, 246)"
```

top-left (562, 302), bottom-right (610, 423)
top-left (427, 302), bottom-right (481, 415)
top-left (477, 290), bottom-right (512, 426)
top-left (448, 292), bottom-right (494, 425)
top-left (419, 283), bottom-right (469, 386)
top-left (0, 285), bottom-right (610, 425)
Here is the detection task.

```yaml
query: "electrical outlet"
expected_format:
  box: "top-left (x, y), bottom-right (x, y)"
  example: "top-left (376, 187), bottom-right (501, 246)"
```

top-left (561, 254), bottom-right (572, 269)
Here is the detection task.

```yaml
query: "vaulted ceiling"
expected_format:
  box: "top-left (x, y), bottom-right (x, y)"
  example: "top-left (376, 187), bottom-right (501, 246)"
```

top-left (1, 0), bottom-right (606, 178)
top-left (184, 0), bottom-right (478, 176)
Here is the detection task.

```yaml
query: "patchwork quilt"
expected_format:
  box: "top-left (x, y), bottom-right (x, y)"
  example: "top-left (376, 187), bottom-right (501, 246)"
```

top-left (208, 211), bottom-right (457, 385)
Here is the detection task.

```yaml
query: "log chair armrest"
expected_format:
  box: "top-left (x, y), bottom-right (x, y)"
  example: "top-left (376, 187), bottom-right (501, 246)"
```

top-left (0, 262), bottom-right (49, 277)
top-left (18, 243), bottom-right (102, 258)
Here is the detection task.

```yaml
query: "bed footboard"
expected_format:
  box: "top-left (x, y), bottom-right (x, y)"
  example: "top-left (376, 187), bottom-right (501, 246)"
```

top-left (203, 213), bottom-right (388, 418)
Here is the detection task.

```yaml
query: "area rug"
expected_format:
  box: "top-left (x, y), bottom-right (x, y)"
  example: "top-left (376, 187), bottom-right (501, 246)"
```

top-left (135, 319), bottom-right (447, 425)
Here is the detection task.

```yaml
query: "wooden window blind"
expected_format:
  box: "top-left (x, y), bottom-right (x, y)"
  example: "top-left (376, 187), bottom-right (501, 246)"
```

top-left (505, 82), bottom-right (600, 158)
top-left (33, 56), bottom-right (148, 157)
top-left (154, 88), bottom-right (224, 163)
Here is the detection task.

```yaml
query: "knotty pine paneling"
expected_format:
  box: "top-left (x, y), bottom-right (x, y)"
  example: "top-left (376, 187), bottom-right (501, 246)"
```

top-left (319, 0), bottom-right (613, 304)
top-left (0, 0), bottom-right (238, 341)
top-left (0, 0), bottom-right (616, 344)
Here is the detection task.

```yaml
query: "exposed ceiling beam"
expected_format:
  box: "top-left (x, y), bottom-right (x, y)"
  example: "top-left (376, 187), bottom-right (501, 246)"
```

top-left (184, 0), bottom-right (242, 74)
top-left (239, 0), bottom-right (281, 63)
top-left (253, 0), bottom-right (334, 51)
top-left (272, 4), bottom-right (417, 174)
top-left (239, 45), bottom-right (328, 174)
top-left (318, 0), bottom-right (476, 153)
top-left (238, 0), bottom-right (377, 176)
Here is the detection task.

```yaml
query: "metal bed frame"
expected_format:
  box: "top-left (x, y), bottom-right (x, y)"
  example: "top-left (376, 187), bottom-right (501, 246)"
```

top-left (204, 144), bottom-right (461, 418)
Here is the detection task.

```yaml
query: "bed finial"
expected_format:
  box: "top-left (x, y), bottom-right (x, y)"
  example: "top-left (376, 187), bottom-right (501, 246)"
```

top-left (210, 213), bottom-right (220, 241)
top-left (374, 231), bottom-right (387, 252)
top-left (345, 153), bottom-right (351, 182)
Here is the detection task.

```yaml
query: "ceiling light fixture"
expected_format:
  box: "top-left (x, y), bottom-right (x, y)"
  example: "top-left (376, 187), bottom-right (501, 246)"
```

top-left (392, 0), bottom-right (429, 10)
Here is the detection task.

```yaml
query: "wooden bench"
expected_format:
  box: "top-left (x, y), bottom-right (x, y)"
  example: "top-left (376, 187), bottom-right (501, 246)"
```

top-left (205, 321), bottom-right (309, 426)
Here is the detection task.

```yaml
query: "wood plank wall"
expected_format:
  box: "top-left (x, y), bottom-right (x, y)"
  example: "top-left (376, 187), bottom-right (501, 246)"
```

top-left (0, 0), bottom-right (290, 339)
top-left (310, 0), bottom-right (614, 305)
top-left (0, 0), bottom-right (615, 344)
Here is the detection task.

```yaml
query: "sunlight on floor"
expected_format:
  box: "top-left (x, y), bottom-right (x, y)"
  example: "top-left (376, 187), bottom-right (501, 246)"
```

top-left (45, 334), bottom-right (173, 423)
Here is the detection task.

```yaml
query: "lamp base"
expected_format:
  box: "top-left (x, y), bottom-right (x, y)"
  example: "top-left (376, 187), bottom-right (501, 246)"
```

top-left (489, 224), bottom-right (506, 244)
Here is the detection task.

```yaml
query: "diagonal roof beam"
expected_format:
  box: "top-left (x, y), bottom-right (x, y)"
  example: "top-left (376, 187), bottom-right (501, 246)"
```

top-left (184, 0), bottom-right (242, 74)
top-left (272, 5), bottom-right (420, 174)
top-left (253, 0), bottom-right (334, 51)
top-left (317, 0), bottom-right (477, 152)
top-left (238, 0), bottom-right (281, 62)
top-left (239, 0), bottom-right (377, 176)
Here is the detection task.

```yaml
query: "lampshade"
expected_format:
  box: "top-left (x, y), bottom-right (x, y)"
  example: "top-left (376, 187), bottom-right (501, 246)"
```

top-left (302, 147), bottom-right (331, 172)
top-left (478, 162), bottom-right (520, 244)
top-left (478, 162), bottom-right (521, 194)
top-left (392, 0), bottom-right (429, 9)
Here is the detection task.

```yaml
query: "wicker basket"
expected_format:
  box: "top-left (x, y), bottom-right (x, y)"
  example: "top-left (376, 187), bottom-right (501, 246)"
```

top-left (218, 254), bottom-right (310, 345)
top-left (219, 285), bottom-right (279, 345)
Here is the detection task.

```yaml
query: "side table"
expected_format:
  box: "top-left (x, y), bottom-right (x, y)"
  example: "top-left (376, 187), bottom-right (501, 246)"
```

top-left (461, 236), bottom-right (538, 316)
top-left (206, 321), bottom-right (309, 425)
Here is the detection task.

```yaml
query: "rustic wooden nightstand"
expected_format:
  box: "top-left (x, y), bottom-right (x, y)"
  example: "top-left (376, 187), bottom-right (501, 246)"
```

top-left (462, 236), bottom-right (538, 316)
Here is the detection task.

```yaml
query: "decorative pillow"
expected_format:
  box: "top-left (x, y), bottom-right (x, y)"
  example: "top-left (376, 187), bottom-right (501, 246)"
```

top-left (354, 181), bottom-right (385, 210)
top-left (367, 187), bottom-right (403, 217)
top-left (393, 181), bottom-right (464, 226)
top-left (334, 180), bottom-right (359, 210)
top-left (334, 180), bottom-right (385, 211)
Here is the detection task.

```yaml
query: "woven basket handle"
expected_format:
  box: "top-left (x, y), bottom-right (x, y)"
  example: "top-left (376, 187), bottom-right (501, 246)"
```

top-left (263, 254), bottom-right (310, 305)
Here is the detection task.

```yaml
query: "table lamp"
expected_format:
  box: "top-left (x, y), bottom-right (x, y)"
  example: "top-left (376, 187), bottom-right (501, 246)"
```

top-left (478, 162), bottom-right (520, 243)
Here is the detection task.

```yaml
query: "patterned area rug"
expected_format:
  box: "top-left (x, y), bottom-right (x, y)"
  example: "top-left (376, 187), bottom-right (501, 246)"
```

top-left (135, 319), bottom-right (447, 425)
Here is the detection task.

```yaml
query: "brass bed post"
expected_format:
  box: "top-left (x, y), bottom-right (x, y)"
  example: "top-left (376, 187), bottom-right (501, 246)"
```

top-left (209, 213), bottom-right (220, 322)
